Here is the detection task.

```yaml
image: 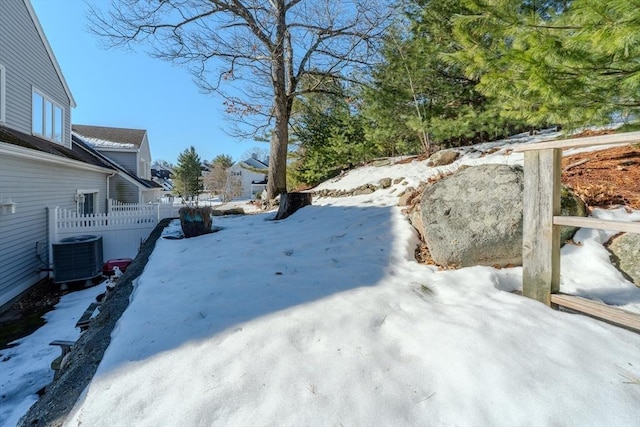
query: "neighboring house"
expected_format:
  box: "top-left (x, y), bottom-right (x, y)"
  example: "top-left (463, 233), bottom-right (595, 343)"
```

top-left (151, 162), bottom-right (174, 193)
top-left (227, 155), bottom-right (268, 199)
top-left (72, 125), bottom-right (163, 203)
top-left (0, 0), bottom-right (117, 308)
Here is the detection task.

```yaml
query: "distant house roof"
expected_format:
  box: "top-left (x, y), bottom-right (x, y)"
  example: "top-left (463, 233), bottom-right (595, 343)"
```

top-left (151, 162), bottom-right (175, 174)
top-left (72, 125), bottom-right (147, 149)
top-left (0, 124), bottom-right (113, 170)
top-left (239, 157), bottom-right (269, 170)
top-left (72, 134), bottom-right (162, 190)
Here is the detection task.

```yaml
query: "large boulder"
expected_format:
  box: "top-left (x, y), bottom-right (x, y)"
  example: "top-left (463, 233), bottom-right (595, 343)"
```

top-left (606, 233), bottom-right (640, 287)
top-left (420, 164), bottom-right (523, 267)
top-left (419, 164), bottom-right (587, 268)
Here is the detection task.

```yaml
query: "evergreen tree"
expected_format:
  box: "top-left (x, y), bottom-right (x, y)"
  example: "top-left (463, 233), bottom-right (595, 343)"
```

top-left (450, 0), bottom-right (640, 128)
top-left (211, 154), bottom-right (234, 170)
top-left (173, 146), bottom-right (204, 202)
top-left (361, 0), bottom-right (523, 153)
top-left (290, 80), bottom-right (370, 187)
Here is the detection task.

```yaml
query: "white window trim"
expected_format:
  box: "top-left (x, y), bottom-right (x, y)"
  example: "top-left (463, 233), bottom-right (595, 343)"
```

top-left (76, 189), bottom-right (99, 215)
top-left (32, 86), bottom-right (64, 143)
top-left (0, 64), bottom-right (5, 123)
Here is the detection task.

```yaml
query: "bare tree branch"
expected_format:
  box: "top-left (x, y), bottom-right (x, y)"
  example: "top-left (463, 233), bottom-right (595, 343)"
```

top-left (88, 0), bottom-right (393, 198)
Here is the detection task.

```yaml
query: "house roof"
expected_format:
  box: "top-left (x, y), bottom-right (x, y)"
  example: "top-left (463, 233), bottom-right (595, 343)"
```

top-left (23, 0), bottom-right (76, 107)
top-left (72, 134), bottom-right (162, 190)
top-left (72, 124), bottom-right (147, 149)
top-left (0, 124), bottom-right (113, 170)
top-left (240, 157), bottom-right (269, 170)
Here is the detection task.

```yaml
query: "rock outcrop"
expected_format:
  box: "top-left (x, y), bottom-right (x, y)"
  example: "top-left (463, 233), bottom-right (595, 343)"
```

top-left (420, 164), bottom-right (524, 267)
top-left (418, 164), bottom-right (587, 268)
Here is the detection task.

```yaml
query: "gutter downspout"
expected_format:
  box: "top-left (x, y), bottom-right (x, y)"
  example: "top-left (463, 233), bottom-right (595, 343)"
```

top-left (106, 171), bottom-right (116, 211)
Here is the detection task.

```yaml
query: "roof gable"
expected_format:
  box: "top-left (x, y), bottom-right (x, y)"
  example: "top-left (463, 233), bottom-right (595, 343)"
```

top-left (240, 157), bottom-right (269, 170)
top-left (23, 0), bottom-right (76, 107)
top-left (72, 133), bottom-right (161, 189)
top-left (72, 124), bottom-right (147, 149)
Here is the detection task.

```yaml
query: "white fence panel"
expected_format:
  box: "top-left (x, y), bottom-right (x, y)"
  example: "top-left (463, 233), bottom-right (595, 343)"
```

top-left (109, 199), bottom-right (180, 221)
top-left (48, 206), bottom-right (159, 265)
top-left (158, 203), bottom-right (181, 220)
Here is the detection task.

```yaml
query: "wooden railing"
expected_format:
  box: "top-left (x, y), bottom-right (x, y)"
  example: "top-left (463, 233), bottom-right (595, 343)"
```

top-left (513, 131), bottom-right (640, 331)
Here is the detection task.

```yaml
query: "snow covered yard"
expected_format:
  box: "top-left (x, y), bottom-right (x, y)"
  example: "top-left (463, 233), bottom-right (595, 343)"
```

top-left (4, 132), bottom-right (640, 426)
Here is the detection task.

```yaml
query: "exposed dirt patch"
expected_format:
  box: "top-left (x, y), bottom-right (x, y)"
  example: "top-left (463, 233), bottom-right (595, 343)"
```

top-left (0, 278), bottom-right (105, 350)
top-left (562, 144), bottom-right (640, 210)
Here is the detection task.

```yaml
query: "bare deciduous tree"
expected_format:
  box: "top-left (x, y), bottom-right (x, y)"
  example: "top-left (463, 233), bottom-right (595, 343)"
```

top-left (204, 163), bottom-right (243, 202)
top-left (89, 0), bottom-right (392, 198)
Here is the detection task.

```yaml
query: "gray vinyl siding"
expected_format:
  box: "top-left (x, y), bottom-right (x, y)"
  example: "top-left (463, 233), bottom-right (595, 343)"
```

top-left (100, 150), bottom-right (138, 176)
top-left (0, 154), bottom-right (107, 307)
top-left (0, 0), bottom-right (72, 147)
top-left (110, 175), bottom-right (140, 203)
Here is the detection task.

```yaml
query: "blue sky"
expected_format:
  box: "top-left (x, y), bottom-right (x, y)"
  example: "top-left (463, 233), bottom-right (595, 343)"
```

top-left (31, 0), bottom-right (265, 164)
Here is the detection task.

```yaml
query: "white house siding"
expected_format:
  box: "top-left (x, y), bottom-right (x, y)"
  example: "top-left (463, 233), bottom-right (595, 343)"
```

top-left (0, 0), bottom-right (72, 147)
top-left (0, 153), bottom-right (108, 307)
top-left (228, 163), bottom-right (268, 199)
top-left (138, 135), bottom-right (152, 180)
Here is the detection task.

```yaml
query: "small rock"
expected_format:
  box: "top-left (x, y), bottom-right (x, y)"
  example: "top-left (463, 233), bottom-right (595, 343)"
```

top-left (379, 178), bottom-right (392, 189)
top-left (428, 149), bottom-right (459, 167)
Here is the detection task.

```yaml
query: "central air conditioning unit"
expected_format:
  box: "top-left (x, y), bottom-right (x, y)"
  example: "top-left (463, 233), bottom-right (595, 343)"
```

top-left (52, 235), bottom-right (103, 283)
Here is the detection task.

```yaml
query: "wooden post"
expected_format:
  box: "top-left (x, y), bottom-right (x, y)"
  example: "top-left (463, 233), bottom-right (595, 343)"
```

top-left (522, 148), bottom-right (561, 305)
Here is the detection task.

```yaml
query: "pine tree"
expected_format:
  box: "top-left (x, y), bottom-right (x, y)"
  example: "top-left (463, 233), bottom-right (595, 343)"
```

top-left (173, 146), bottom-right (204, 202)
top-left (290, 79), bottom-right (369, 187)
top-left (450, 0), bottom-right (640, 128)
top-left (361, 0), bottom-right (522, 153)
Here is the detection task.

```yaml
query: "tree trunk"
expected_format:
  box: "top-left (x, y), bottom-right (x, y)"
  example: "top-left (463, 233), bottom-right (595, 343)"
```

top-left (267, 0), bottom-right (289, 200)
top-left (267, 111), bottom-right (289, 199)
top-left (275, 192), bottom-right (312, 220)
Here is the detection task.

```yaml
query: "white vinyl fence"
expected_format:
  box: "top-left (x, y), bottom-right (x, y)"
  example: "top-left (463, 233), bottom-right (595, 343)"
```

top-left (48, 200), bottom-right (181, 265)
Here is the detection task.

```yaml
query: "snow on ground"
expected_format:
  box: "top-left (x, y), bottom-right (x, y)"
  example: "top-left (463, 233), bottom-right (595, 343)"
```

top-left (3, 131), bottom-right (640, 426)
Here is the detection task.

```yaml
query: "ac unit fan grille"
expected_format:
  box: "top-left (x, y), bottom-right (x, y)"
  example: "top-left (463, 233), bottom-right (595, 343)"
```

top-left (52, 235), bottom-right (103, 283)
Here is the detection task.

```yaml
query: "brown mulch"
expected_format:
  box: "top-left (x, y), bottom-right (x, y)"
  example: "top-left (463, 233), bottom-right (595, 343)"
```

top-left (562, 143), bottom-right (640, 210)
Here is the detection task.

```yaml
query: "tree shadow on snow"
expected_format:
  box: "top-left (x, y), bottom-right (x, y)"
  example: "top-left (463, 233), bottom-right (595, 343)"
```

top-left (98, 204), bottom-right (397, 371)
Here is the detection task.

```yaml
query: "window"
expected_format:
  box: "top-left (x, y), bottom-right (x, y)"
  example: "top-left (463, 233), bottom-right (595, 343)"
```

top-left (32, 88), bottom-right (63, 143)
top-left (76, 190), bottom-right (98, 215)
top-left (0, 64), bottom-right (5, 123)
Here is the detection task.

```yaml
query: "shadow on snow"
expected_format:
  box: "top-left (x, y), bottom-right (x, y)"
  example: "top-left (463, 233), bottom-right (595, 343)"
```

top-left (97, 204), bottom-right (397, 372)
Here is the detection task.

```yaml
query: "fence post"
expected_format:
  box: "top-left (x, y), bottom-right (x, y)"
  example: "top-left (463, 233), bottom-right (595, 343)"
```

top-left (522, 148), bottom-right (561, 305)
